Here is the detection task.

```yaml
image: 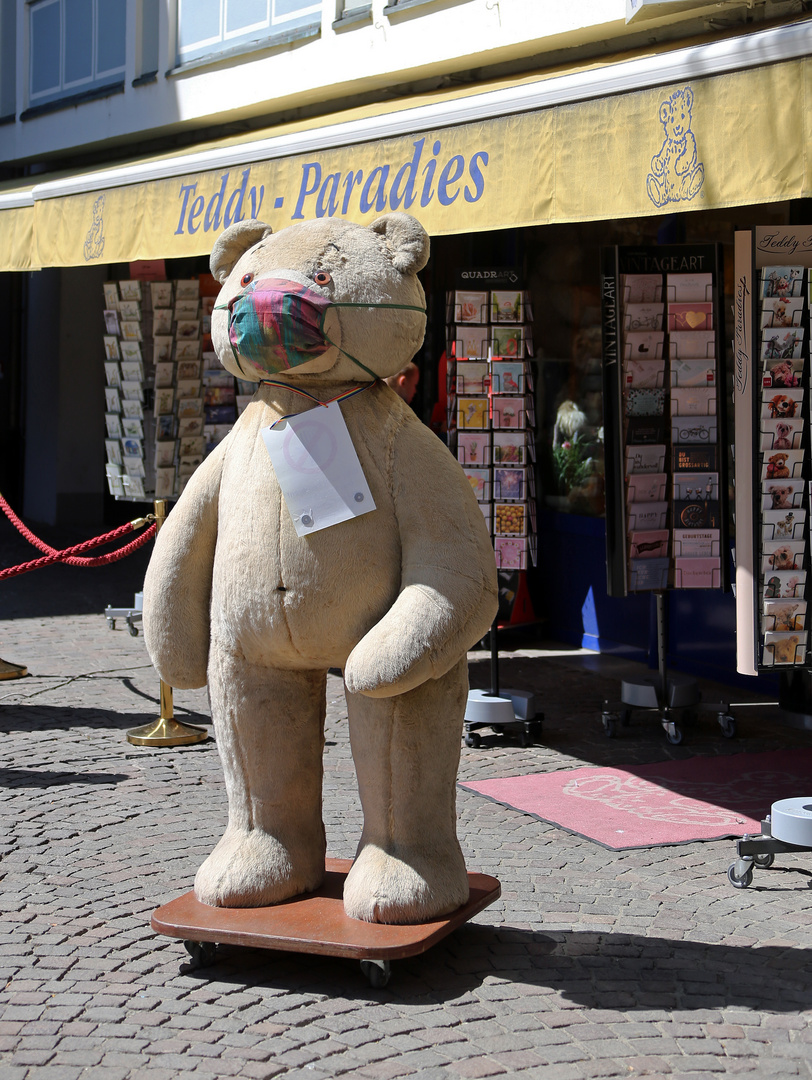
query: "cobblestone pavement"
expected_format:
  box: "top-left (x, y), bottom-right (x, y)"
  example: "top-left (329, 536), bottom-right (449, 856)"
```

top-left (1, 523), bottom-right (811, 1079)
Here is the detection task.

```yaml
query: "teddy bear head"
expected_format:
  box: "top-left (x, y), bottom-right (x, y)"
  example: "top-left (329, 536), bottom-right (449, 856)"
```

top-left (769, 544), bottom-right (796, 570)
top-left (767, 452), bottom-right (790, 476)
top-left (773, 604), bottom-right (799, 632)
top-left (659, 87), bottom-right (693, 141)
top-left (775, 422), bottom-right (791, 439)
top-left (209, 213), bottom-right (429, 384)
top-left (770, 361), bottom-right (797, 387)
top-left (770, 485), bottom-right (793, 508)
top-left (771, 635), bottom-right (800, 664)
top-left (768, 394), bottom-right (796, 418)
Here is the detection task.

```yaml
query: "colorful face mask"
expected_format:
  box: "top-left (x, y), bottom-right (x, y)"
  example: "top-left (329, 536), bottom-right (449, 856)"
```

top-left (220, 278), bottom-right (331, 377)
top-left (216, 276), bottom-right (426, 380)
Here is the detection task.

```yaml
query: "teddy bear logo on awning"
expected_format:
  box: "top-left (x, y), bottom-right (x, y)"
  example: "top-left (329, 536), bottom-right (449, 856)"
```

top-left (646, 86), bottom-right (705, 208)
top-left (83, 194), bottom-right (105, 261)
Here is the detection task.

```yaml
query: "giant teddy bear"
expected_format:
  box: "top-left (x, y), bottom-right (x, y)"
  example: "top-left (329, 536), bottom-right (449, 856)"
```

top-left (143, 212), bottom-right (498, 924)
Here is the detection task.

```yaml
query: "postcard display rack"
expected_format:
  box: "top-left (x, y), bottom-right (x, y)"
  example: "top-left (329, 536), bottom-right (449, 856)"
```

top-left (102, 279), bottom-right (252, 503)
top-left (600, 245), bottom-right (734, 743)
top-left (734, 227), bottom-right (812, 682)
top-left (446, 283), bottom-right (543, 747)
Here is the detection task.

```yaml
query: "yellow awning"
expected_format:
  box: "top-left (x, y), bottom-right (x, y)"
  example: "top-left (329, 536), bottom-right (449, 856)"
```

top-left (2, 21), bottom-right (811, 271)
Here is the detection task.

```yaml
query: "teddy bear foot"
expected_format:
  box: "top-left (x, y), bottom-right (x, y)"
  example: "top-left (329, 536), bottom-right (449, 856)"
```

top-left (343, 844), bottom-right (470, 924)
top-left (194, 828), bottom-right (325, 908)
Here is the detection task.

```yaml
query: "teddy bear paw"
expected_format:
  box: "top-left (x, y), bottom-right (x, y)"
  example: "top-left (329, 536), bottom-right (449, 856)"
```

top-left (194, 827), bottom-right (325, 908)
top-left (343, 844), bottom-right (469, 924)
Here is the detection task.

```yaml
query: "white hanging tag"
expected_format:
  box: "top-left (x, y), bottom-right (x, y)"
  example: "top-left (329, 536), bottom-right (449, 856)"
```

top-left (260, 399), bottom-right (376, 536)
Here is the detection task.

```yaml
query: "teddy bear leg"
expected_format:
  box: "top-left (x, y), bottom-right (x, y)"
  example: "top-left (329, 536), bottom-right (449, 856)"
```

top-left (343, 655), bottom-right (470, 924)
top-left (646, 174), bottom-right (666, 207)
top-left (194, 656), bottom-right (327, 908)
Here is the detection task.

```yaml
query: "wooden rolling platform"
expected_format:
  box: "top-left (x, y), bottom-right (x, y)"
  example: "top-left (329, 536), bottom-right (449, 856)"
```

top-left (151, 857), bottom-right (501, 986)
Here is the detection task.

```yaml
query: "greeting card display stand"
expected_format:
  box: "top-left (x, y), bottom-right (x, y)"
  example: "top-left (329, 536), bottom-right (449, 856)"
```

top-left (444, 275), bottom-right (542, 747)
top-left (151, 858), bottom-right (501, 987)
top-left (600, 245), bottom-right (735, 744)
top-left (101, 273), bottom-right (250, 506)
top-left (733, 227), bottom-right (812, 729)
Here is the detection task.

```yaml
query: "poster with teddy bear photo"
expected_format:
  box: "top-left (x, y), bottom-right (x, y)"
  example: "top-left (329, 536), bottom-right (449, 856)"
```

top-left (761, 450), bottom-right (805, 481)
top-left (761, 507), bottom-right (807, 541)
top-left (761, 539), bottom-right (806, 575)
top-left (760, 418), bottom-right (803, 451)
top-left (762, 599), bottom-right (807, 633)
top-left (760, 388), bottom-right (804, 420)
top-left (761, 478), bottom-right (805, 511)
top-left (762, 630), bottom-right (807, 666)
top-left (761, 295), bottom-right (804, 328)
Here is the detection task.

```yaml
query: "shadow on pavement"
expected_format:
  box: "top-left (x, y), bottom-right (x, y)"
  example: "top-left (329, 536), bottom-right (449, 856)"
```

top-left (0, 767), bottom-right (130, 788)
top-left (0, 703), bottom-right (212, 732)
top-left (168, 922), bottom-right (812, 1011)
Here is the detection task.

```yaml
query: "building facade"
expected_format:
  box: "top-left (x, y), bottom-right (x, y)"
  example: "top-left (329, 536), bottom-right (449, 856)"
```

top-left (1, 0), bottom-right (811, 686)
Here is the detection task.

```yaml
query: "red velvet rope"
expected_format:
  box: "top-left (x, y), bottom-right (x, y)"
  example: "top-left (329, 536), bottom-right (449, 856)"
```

top-left (0, 493), bottom-right (157, 580)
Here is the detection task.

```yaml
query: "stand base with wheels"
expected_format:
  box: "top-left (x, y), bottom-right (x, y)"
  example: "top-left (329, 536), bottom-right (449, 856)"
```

top-left (104, 591), bottom-right (144, 637)
top-left (151, 858), bottom-right (501, 987)
top-left (600, 592), bottom-right (736, 745)
top-left (727, 800), bottom-right (812, 888)
top-left (601, 674), bottom-right (736, 745)
top-left (464, 688), bottom-right (543, 747)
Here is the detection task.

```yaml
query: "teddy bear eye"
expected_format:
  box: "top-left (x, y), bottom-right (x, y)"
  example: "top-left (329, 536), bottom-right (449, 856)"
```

top-left (314, 271), bottom-right (332, 286)
top-left (240, 272), bottom-right (254, 287)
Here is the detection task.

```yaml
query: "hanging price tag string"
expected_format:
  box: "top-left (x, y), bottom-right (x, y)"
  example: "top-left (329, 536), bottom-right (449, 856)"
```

top-left (259, 378), bottom-right (379, 429)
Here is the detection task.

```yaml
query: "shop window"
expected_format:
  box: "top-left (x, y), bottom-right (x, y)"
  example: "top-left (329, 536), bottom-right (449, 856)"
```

top-left (528, 230), bottom-right (607, 517)
top-left (176, 0), bottom-right (320, 65)
top-left (28, 0), bottom-right (125, 108)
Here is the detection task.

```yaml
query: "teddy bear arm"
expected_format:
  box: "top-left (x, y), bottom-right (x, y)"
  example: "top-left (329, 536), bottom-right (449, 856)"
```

top-left (344, 570), bottom-right (497, 697)
top-left (344, 435), bottom-right (497, 697)
top-left (650, 144), bottom-right (667, 174)
top-left (675, 133), bottom-right (697, 174)
top-left (143, 445), bottom-right (225, 689)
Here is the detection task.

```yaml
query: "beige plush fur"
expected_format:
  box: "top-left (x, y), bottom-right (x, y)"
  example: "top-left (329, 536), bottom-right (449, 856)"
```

top-left (143, 213), bottom-right (498, 923)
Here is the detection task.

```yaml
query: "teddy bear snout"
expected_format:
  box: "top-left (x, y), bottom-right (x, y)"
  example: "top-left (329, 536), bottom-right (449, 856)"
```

top-left (225, 277), bottom-right (335, 375)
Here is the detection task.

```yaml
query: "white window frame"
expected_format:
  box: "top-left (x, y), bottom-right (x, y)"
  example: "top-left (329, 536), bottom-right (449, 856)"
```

top-left (28, 0), bottom-right (125, 105)
top-left (176, 0), bottom-right (321, 63)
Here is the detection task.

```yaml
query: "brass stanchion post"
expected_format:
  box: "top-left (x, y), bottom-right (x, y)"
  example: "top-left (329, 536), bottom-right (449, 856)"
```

top-left (127, 499), bottom-right (208, 747)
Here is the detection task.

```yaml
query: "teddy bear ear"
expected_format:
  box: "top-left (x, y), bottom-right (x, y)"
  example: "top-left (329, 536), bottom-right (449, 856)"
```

top-left (368, 212), bottom-right (430, 274)
top-left (210, 220), bottom-right (273, 284)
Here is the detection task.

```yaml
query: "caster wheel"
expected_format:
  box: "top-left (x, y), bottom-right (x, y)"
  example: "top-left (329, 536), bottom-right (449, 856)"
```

top-left (183, 940), bottom-right (218, 968)
top-left (719, 714), bottom-right (737, 739)
top-left (664, 721), bottom-right (683, 745)
top-left (754, 852), bottom-right (775, 868)
top-left (360, 959), bottom-right (390, 987)
top-left (464, 731), bottom-right (481, 748)
top-left (601, 713), bottom-right (616, 738)
top-left (106, 618), bottom-right (115, 631)
top-left (727, 862), bottom-right (753, 889)
top-left (128, 624), bottom-right (139, 637)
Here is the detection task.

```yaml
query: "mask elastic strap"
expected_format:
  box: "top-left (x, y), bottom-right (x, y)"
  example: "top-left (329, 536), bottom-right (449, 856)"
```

top-left (321, 302), bottom-right (427, 381)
